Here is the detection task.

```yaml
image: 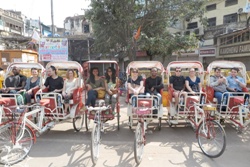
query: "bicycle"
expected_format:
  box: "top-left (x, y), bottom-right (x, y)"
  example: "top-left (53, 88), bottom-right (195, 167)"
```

top-left (86, 100), bottom-right (110, 165)
top-left (194, 103), bottom-right (226, 158)
top-left (0, 99), bottom-right (37, 165)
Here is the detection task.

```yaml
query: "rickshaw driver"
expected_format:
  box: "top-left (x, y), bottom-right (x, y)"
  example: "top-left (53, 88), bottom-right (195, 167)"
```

top-left (145, 67), bottom-right (163, 114)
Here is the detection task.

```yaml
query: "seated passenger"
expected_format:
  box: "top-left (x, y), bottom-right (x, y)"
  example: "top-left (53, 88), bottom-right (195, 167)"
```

top-left (86, 67), bottom-right (105, 107)
top-left (170, 67), bottom-right (185, 109)
top-left (104, 67), bottom-right (119, 111)
top-left (210, 67), bottom-right (229, 104)
top-left (42, 65), bottom-right (64, 93)
top-left (145, 67), bottom-right (163, 112)
top-left (185, 68), bottom-right (202, 95)
top-left (20, 68), bottom-right (40, 105)
top-left (0, 66), bottom-right (27, 94)
top-left (127, 68), bottom-right (144, 107)
top-left (62, 69), bottom-right (77, 112)
top-left (226, 67), bottom-right (246, 93)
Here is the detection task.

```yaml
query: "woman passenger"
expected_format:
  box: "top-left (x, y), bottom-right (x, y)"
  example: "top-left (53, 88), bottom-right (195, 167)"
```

top-left (62, 69), bottom-right (78, 112)
top-left (104, 67), bottom-right (119, 111)
top-left (127, 68), bottom-right (144, 107)
top-left (21, 68), bottom-right (40, 105)
top-left (185, 68), bottom-right (202, 95)
top-left (86, 67), bottom-right (105, 107)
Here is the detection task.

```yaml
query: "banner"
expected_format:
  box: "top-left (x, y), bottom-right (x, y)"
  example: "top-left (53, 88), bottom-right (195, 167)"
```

top-left (39, 38), bottom-right (68, 61)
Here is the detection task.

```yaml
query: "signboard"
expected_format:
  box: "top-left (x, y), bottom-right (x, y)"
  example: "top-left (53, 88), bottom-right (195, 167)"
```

top-left (219, 43), bottom-right (250, 55)
top-left (199, 48), bottom-right (216, 57)
top-left (39, 38), bottom-right (68, 61)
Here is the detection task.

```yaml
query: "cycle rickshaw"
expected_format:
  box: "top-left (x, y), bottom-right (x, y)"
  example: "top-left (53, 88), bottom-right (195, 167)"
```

top-left (166, 61), bottom-right (226, 158)
top-left (0, 61), bottom-right (84, 165)
top-left (125, 61), bottom-right (165, 164)
top-left (206, 60), bottom-right (250, 133)
top-left (82, 60), bottom-right (120, 165)
top-left (0, 62), bottom-right (45, 127)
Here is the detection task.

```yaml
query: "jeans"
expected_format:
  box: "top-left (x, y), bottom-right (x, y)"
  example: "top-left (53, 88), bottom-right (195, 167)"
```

top-left (215, 91), bottom-right (230, 104)
top-left (146, 92), bottom-right (162, 114)
top-left (145, 92), bottom-right (162, 106)
top-left (86, 90), bottom-right (98, 107)
top-left (105, 93), bottom-right (117, 111)
top-left (129, 93), bottom-right (144, 107)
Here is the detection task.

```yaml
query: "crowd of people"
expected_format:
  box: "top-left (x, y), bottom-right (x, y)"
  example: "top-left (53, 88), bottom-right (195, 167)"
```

top-left (0, 65), bottom-right (248, 113)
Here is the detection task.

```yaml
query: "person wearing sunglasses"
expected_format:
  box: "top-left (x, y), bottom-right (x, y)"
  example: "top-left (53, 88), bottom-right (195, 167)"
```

top-left (104, 67), bottom-right (119, 111)
top-left (127, 68), bottom-right (144, 107)
top-left (170, 67), bottom-right (186, 109)
top-left (185, 68), bottom-right (202, 95)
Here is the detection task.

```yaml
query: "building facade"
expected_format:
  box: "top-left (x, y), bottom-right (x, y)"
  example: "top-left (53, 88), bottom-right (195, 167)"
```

top-left (184, 0), bottom-right (250, 69)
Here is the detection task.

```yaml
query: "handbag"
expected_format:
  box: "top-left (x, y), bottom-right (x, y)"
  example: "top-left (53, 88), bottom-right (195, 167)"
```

top-left (97, 89), bottom-right (106, 99)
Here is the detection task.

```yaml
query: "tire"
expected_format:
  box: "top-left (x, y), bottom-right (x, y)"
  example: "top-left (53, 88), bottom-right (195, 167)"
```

top-left (134, 122), bottom-right (144, 165)
top-left (0, 124), bottom-right (34, 165)
top-left (73, 113), bottom-right (84, 132)
top-left (197, 120), bottom-right (226, 158)
top-left (117, 112), bottom-right (120, 130)
top-left (91, 123), bottom-right (100, 165)
top-left (85, 112), bottom-right (90, 131)
top-left (158, 117), bottom-right (162, 131)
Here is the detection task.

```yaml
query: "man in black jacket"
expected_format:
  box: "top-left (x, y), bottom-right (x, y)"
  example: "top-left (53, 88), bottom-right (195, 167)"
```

top-left (0, 66), bottom-right (27, 94)
top-left (145, 67), bottom-right (164, 115)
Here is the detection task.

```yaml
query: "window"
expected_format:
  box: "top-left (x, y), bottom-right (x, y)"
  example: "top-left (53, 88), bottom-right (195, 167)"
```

top-left (206, 4), bottom-right (216, 11)
top-left (225, 0), bottom-right (238, 7)
top-left (223, 13), bottom-right (237, 24)
top-left (187, 22), bottom-right (198, 29)
top-left (207, 17), bottom-right (216, 27)
top-left (83, 24), bottom-right (89, 33)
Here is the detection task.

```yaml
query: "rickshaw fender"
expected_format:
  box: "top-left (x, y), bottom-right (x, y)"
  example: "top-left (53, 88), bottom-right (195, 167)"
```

top-left (70, 104), bottom-right (77, 118)
top-left (70, 103), bottom-right (83, 118)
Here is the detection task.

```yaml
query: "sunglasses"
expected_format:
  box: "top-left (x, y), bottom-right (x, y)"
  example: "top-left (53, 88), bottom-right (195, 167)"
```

top-left (176, 70), bottom-right (181, 72)
top-left (132, 71), bottom-right (138, 73)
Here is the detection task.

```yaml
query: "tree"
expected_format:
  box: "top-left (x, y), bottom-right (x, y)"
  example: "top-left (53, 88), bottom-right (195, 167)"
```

top-left (86, 0), bottom-right (213, 62)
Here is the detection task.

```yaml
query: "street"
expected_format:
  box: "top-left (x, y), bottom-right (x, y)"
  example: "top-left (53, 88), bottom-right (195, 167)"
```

top-left (8, 96), bottom-right (250, 167)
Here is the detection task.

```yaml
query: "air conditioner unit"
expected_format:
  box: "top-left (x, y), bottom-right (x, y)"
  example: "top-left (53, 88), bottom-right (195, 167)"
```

top-left (237, 8), bottom-right (243, 14)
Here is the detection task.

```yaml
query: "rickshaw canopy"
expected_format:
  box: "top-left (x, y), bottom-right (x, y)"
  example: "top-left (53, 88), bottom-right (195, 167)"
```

top-left (206, 60), bottom-right (247, 84)
top-left (126, 61), bottom-right (165, 74)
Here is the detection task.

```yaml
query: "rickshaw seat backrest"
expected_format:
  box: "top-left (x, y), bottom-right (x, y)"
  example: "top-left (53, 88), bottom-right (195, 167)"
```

top-left (42, 97), bottom-right (57, 113)
top-left (206, 86), bottom-right (215, 103)
top-left (73, 87), bottom-right (83, 103)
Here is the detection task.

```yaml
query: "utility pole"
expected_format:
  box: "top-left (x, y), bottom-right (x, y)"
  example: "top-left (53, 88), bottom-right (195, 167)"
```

top-left (51, 0), bottom-right (54, 37)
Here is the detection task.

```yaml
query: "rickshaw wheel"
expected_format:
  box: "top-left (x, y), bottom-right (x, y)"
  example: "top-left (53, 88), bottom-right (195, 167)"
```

top-left (197, 120), bottom-right (226, 158)
top-left (73, 114), bottom-right (84, 132)
top-left (91, 123), bottom-right (100, 165)
top-left (85, 112), bottom-right (91, 131)
top-left (0, 124), bottom-right (34, 165)
top-left (158, 117), bottom-right (162, 130)
top-left (134, 122), bottom-right (143, 165)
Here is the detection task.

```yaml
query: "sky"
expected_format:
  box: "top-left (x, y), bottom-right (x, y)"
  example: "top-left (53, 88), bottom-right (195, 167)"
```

top-left (0, 0), bottom-right (91, 27)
